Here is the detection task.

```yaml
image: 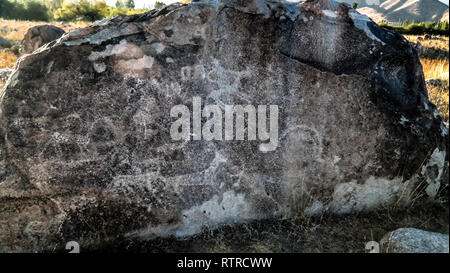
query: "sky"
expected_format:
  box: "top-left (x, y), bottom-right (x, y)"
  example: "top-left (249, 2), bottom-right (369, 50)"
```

top-left (105, 0), bottom-right (449, 9)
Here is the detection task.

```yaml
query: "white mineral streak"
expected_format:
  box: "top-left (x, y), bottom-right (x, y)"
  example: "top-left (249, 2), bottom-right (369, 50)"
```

top-left (349, 11), bottom-right (386, 45)
top-left (421, 148), bottom-right (446, 198)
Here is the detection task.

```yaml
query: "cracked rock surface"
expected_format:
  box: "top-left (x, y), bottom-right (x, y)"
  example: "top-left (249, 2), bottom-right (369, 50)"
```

top-left (0, 0), bottom-right (448, 252)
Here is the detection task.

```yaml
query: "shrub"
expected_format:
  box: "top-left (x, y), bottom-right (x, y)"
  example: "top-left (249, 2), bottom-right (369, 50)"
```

top-left (54, 0), bottom-right (107, 22)
top-left (379, 21), bottom-right (449, 36)
top-left (154, 1), bottom-right (165, 9)
top-left (1, 0), bottom-right (149, 22)
top-left (0, 0), bottom-right (51, 21)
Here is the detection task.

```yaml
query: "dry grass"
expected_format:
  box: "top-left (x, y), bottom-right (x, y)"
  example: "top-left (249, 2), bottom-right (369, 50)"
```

top-left (1, 19), bottom-right (90, 42)
top-left (405, 35), bottom-right (450, 51)
top-left (405, 35), bottom-right (449, 122)
top-left (421, 58), bottom-right (449, 122)
top-left (0, 19), bottom-right (90, 69)
top-left (0, 50), bottom-right (18, 69)
top-left (421, 58), bottom-right (450, 81)
top-left (429, 85), bottom-right (449, 122)
top-left (89, 203), bottom-right (448, 253)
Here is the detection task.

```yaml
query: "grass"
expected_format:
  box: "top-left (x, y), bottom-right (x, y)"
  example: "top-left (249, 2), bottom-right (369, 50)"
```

top-left (0, 19), bottom-right (91, 70)
top-left (429, 85), bottom-right (449, 122)
top-left (379, 21), bottom-right (449, 36)
top-left (421, 58), bottom-right (450, 81)
top-left (0, 19), bottom-right (90, 42)
top-left (404, 35), bottom-right (449, 122)
top-left (0, 19), bottom-right (91, 88)
top-left (0, 50), bottom-right (17, 69)
top-left (84, 202), bottom-right (448, 253)
top-left (405, 35), bottom-right (450, 51)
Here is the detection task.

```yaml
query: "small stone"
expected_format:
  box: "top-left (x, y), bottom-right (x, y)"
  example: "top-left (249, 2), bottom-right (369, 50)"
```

top-left (381, 228), bottom-right (449, 253)
top-left (21, 25), bottom-right (65, 54)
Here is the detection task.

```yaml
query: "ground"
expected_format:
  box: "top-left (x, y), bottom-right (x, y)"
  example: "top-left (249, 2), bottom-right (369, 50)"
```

top-left (85, 203), bottom-right (448, 253)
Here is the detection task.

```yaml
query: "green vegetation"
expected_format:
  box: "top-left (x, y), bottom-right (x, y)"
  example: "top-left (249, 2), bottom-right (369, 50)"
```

top-left (154, 1), bottom-right (165, 9)
top-left (0, 0), bottom-right (50, 21)
top-left (53, 0), bottom-right (147, 21)
top-left (0, 0), bottom-right (149, 22)
top-left (379, 21), bottom-right (450, 36)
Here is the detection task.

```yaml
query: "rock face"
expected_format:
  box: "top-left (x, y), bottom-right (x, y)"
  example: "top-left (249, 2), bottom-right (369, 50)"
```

top-left (381, 228), bottom-right (449, 253)
top-left (0, 0), bottom-right (448, 252)
top-left (0, 68), bottom-right (13, 82)
top-left (20, 25), bottom-right (65, 54)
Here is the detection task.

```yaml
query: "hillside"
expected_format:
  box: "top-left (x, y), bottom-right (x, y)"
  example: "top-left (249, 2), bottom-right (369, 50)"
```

top-left (338, 0), bottom-right (449, 23)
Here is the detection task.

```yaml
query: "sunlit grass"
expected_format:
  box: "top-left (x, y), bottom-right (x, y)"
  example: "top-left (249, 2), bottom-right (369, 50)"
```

top-left (0, 19), bottom-right (90, 69)
top-left (0, 50), bottom-right (17, 69)
top-left (421, 58), bottom-right (450, 81)
top-left (405, 35), bottom-right (449, 51)
top-left (404, 35), bottom-right (449, 122)
top-left (0, 19), bottom-right (91, 42)
top-left (428, 83), bottom-right (449, 122)
top-left (421, 58), bottom-right (449, 122)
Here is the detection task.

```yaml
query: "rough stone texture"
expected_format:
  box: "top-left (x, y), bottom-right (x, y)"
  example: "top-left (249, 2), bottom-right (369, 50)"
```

top-left (381, 228), bottom-right (449, 253)
top-left (0, 35), bottom-right (11, 48)
top-left (0, 68), bottom-right (13, 82)
top-left (20, 25), bottom-right (65, 54)
top-left (0, 0), bottom-right (448, 252)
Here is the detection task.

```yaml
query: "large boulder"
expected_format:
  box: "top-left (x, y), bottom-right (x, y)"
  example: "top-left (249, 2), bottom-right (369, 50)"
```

top-left (0, 0), bottom-right (448, 252)
top-left (20, 25), bottom-right (65, 54)
top-left (381, 228), bottom-right (449, 253)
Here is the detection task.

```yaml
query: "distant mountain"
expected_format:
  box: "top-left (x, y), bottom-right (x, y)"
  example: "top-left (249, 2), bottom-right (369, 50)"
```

top-left (338, 0), bottom-right (383, 8)
top-left (337, 0), bottom-right (449, 23)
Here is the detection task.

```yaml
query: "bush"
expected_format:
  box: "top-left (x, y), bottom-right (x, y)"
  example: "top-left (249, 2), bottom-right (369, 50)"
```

top-left (0, 0), bottom-right (51, 21)
top-left (0, 0), bottom-right (13, 18)
top-left (1, 0), bottom-right (149, 22)
top-left (379, 21), bottom-right (450, 36)
top-left (54, 0), bottom-right (106, 21)
top-left (154, 1), bottom-right (165, 9)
